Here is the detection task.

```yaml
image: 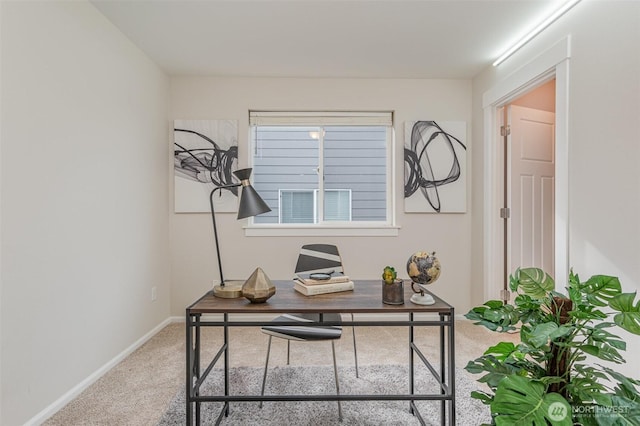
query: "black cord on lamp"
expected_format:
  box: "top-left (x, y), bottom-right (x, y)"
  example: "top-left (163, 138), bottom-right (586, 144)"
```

top-left (210, 168), bottom-right (271, 298)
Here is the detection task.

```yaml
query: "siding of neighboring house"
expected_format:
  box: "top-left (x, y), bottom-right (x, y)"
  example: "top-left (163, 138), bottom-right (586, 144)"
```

top-left (253, 126), bottom-right (387, 223)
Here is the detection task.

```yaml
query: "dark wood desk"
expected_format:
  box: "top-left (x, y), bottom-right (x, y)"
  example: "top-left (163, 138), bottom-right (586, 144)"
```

top-left (186, 280), bottom-right (455, 425)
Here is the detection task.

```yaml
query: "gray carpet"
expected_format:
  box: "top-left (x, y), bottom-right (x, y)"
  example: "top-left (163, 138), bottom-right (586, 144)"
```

top-left (158, 364), bottom-right (490, 425)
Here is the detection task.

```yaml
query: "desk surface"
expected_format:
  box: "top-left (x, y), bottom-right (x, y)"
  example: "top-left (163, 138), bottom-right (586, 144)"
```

top-left (187, 280), bottom-right (453, 315)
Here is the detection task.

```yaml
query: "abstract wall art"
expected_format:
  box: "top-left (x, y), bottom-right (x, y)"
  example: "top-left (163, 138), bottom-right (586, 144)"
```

top-left (174, 120), bottom-right (238, 213)
top-left (404, 121), bottom-right (467, 213)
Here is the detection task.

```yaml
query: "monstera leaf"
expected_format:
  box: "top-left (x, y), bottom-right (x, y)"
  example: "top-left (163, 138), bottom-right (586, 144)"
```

top-left (465, 355), bottom-right (522, 389)
top-left (483, 342), bottom-right (517, 362)
top-left (609, 292), bottom-right (640, 335)
top-left (580, 275), bottom-right (622, 307)
top-left (465, 300), bottom-right (520, 332)
top-left (601, 365), bottom-right (640, 401)
top-left (491, 375), bottom-right (572, 426)
top-left (511, 268), bottom-right (555, 299)
top-left (522, 322), bottom-right (574, 348)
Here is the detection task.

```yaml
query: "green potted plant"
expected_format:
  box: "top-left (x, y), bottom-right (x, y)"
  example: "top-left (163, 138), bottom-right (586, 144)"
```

top-left (382, 266), bottom-right (404, 304)
top-left (465, 267), bottom-right (640, 425)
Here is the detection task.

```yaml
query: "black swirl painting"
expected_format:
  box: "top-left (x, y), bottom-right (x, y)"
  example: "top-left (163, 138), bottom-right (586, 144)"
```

top-left (404, 121), bottom-right (467, 213)
top-left (174, 120), bottom-right (238, 212)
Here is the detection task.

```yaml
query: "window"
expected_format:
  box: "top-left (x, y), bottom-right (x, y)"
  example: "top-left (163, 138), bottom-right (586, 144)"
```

top-left (279, 190), bottom-right (315, 223)
top-left (249, 111), bottom-right (394, 231)
top-left (279, 189), bottom-right (351, 223)
top-left (324, 189), bottom-right (352, 221)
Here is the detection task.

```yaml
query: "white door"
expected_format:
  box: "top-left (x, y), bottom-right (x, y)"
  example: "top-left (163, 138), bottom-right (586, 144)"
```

top-left (508, 105), bottom-right (556, 278)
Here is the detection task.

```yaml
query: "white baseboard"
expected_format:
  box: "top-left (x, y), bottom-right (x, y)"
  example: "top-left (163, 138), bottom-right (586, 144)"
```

top-left (26, 317), bottom-right (174, 426)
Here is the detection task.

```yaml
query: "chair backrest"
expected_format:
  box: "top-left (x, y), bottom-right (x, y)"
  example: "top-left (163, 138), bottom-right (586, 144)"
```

top-left (295, 244), bottom-right (344, 275)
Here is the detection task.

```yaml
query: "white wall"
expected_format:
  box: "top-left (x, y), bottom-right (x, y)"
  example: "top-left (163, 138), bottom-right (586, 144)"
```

top-left (1, 1), bottom-right (171, 424)
top-left (170, 77), bottom-right (472, 316)
top-left (472, 0), bottom-right (640, 377)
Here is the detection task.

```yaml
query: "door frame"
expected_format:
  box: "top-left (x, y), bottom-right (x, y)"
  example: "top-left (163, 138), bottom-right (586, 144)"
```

top-left (482, 36), bottom-right (571, 301)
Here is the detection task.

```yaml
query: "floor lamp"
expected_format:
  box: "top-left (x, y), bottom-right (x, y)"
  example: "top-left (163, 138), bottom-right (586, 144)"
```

top-left (210, 168), bottom-right (271, 298)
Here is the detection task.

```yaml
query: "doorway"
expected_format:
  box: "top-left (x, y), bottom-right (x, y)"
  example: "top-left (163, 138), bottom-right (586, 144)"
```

top-left (481, 36), bottom-right (570, 302)
top-left (503, 81), bottom-right (556, 298)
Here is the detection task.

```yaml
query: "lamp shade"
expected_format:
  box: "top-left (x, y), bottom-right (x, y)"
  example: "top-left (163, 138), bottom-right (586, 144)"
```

top-left (234, 168), bottom-right (272, 219)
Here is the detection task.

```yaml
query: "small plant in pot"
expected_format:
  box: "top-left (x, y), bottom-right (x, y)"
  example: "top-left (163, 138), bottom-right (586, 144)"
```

top-left (382, 266), bottom-right (404, 304)
top-left (465, 267), bottom-right (640, 425)
top-left (382, 266), bottom-right (397, 285)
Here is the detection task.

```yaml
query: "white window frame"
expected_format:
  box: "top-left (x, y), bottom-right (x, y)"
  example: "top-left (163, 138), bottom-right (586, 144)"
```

top-left (246, 111), bottom-right (399, 237)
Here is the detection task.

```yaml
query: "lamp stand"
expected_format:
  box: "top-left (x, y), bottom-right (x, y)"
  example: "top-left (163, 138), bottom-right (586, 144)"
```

top-left (208, 168), bottom-right (271, 298)
top-left (209, 185), bottom-right (244, 299)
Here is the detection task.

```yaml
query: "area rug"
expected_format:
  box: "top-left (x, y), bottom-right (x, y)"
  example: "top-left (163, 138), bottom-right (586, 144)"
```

top-left (158, 364), bottom-right (491, 425)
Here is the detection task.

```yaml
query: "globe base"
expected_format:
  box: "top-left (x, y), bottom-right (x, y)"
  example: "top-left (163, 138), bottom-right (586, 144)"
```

top-left (410, 293), bottom-right (435, 305)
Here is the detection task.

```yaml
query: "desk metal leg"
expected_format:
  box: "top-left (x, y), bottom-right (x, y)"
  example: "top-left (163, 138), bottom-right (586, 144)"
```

top-left (439, 312), bottom-right (456, 426)
top-left (186, 313), bottom-right (192, 426)
top-left (224, 313), bottom-right (230, 417)
top-left (185, 313), bottom-right (202, 426)
top-left (449, 310), bottom-right (456, 425)
top-left (195, 314), bottom-right (201, 425)
top-left (409, 312), bottom-right (414, 415)
top-left (439, 313), bottom-right (446, 426)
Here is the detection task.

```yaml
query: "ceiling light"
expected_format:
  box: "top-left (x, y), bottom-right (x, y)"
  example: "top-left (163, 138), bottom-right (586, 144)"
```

top-left (493, 0), bottom-right (581, 67)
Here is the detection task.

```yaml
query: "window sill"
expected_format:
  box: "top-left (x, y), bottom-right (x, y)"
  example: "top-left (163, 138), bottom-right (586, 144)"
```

top-left (243, 224), bottom-right (400, 237)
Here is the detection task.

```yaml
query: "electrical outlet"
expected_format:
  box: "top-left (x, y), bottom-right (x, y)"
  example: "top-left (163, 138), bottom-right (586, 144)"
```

top-left (151, 286), bottom-right (157, 301)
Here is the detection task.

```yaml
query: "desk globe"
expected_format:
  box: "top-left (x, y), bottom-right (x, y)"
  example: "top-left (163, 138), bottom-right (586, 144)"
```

top-left (406, 251), bottom-right (441, 305)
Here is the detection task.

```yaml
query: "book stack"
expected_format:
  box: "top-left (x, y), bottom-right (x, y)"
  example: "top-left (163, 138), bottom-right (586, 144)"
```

top-left (293, 273), bottom-right (354, 296)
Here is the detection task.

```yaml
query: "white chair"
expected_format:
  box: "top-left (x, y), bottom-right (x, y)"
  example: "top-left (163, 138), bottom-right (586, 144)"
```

top-left (259, 244), bottom-right (359, 421)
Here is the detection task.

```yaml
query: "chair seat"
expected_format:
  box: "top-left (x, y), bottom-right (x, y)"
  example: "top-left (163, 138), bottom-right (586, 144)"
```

top-left (261, 313), bottom-right (342, 341)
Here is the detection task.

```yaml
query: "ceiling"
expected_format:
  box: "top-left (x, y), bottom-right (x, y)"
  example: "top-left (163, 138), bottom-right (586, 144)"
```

top-left (90, 0), bottom-right (562, 79)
